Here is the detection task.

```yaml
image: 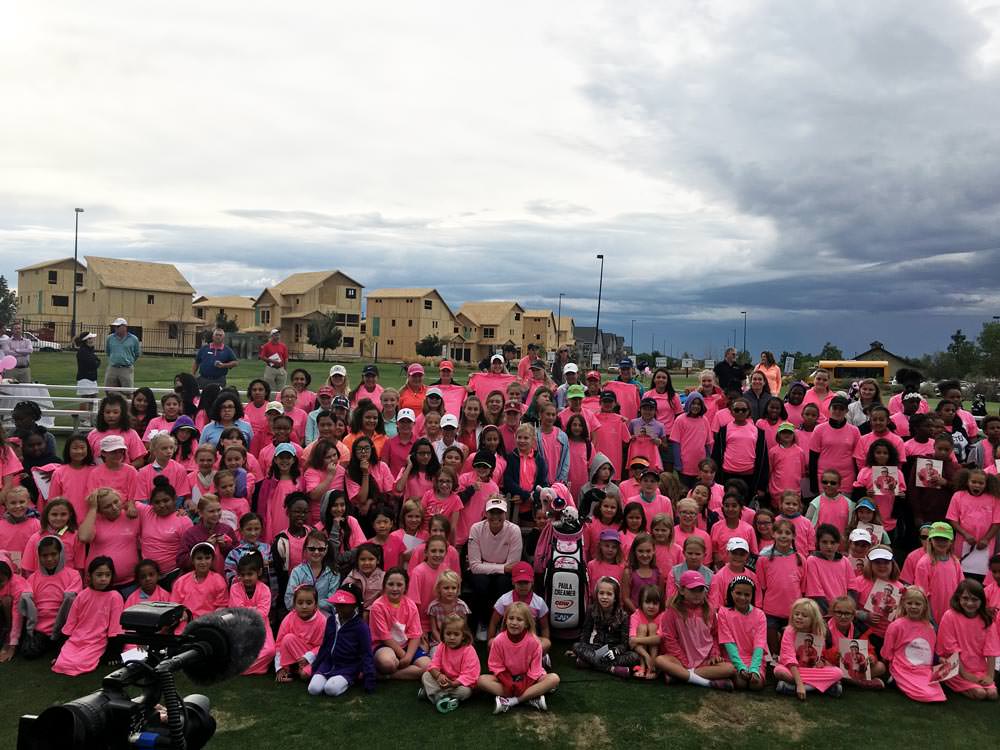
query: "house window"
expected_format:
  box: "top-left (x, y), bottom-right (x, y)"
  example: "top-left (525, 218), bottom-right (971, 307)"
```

top-left (147, 294), bottom-right (155, 304)
top-left (453, 327), bottom-right (459, 334)
top-left (346, 314), bottom-right (359, 326)
top-left (335, 314), bottom-right (347, 325)
top-left (432, 321), bottom-right (439, 329)
top-left (48, 270), bottom-right (58, 284)
top-left (391, 319), bottom-right (396, 327)
top-left (75, 272), bottom-right (83, 286)
top-left (346, 288), bottom-right (357, 299)
top-left (343, 336), bottom-right (355, 347)
top-left (294, 324), bottom-right (302, 342)
top-left (514, 313), bottom-right (521, 321)
top-left (423, 300), bottom-right (432, 310)
top-left (168, 324), bottom-right (179, 340)
top-left (483, 327), bottom-right (496, 339)
top-left (387, 339), bottom-right (394, 346)
top-left (52, 295), bottom-right (69, 307)
top-left (196, 308), bottom-right (205, 319)
top-left (408, 320), bottom-right (413, 327)
top-left (535, 334), bottom-right (541, 340)
top-left (260, 308), bottom-right (271, 324)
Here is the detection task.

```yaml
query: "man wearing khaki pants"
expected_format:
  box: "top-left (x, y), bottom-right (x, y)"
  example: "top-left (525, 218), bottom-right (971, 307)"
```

top-left (104, 317), bottom-right (141, 390)
top-left (259, 328), bottom-right (288, 392)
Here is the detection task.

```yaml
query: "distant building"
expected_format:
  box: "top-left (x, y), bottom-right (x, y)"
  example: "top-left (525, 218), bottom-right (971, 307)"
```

top-left (15, 257), bottom-right (86, 322)
top-left (455, 301), bottom-right (525, 364)
top-left (557, 316), bottom-right (575, 349)
top-left (365, 288), bottom-right (459, 361)
top-left (192, 295), bottom-right (256, 330)
top-left (522, 309), bottom-right (557, 352)
top-left (250, 271), bottom-right (364, 357)
top-left (854, 341), bottom-right (917, 378)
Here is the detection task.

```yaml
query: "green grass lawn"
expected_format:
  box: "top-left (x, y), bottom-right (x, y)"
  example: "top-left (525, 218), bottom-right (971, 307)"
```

top-left (3, 647), bottom-right (998, 750)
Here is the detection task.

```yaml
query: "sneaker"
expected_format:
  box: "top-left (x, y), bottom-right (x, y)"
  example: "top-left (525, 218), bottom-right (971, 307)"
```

top-left (542, 653), bottom-right (551, 670)
top-left (417, 687), bottom-right (426, 699)
top-left (709, 679), bottom-right (734, 692)
top-left (527, 695), bottom-right (547, 712)
top-left (826, 683), bottom-right (844, 698)
top-left (610, 666), bottom-right (630, 678)
top-left (436, 696), bottom-right (459, 714)
top-left (476, 625), bottom-right (489, 642)
top-left (775, 680), bottom-right (796, 696)
top-left (494, 696), bottom-right (512, 714)
top-left (862, 678), bottom-right (885, 690)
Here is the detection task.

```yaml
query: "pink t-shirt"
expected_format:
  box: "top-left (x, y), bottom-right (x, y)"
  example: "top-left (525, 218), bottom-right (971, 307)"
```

top-left (430, 642), bottom-right (481, 686)
top-left (902, 438), bottom-right (935, 459)
top-left (539, 427), bottom-right (565, 481)
top-left (643, 390), bottom-right (683, 432)
top-left (87, 513), bottom-right (140, 585)
top-left (720, 421), bottom-right (758, 474)
top-left (849, 575), bottom-right (904, 637)
top-left (936, 608), bottom-right (1000, 690)
top-left (468, 373), bottom-right (516, 405)
top-left (673, 526), bottom-right (713, 563)
top-left (710, 407), bottom-right (734, 436)
top-left (49, 464), bottom-right (95, 523)
top-left (881, 616), bottom-right (945, 703)
top-left (455, 473), bottom-right (499, 546)
top-left (487, 630), bottom-right (545, 680)
top-left (802, 389), bottom-right (834, 420)
top-left (809, 421), bottom-right (861, 491)
top-left (854, 430), bottom-right (907, 468)
top-left (558, 406), bottom-right (600, 435)
top-left (946, 490), bottom-right (1000, 558)
top-left (409, 561), bottom-right (460, 633)
top-left (709, 521), bottom-right (758, 564)
top-left (625, 493), bottom-right (674, 525)
top-left (899, 547), bottom-right (926, 585)
top-left (85, 463), bottom-right (139, 502)
top-left (777, 514), bottom-right (816, 553)
top-left (26, 565), bottom-right (83, 635)
top-left (768, 443), bottom-right (806, 498)
top-left (810, 494), bottom-right (853, 534)
top-left (87, 428), bottom-right (146, 463)
top-left (854, 467), bottom-right (906, 532)
top-left (586, 559), bottom-right (625, 595)
top-left (604, 380), bottom-right (641, 421)
top-left (755, 419), bottom-right (783, 450)
top-left (0, 518), bottom-right (41, 574)
top-left (591, 413), bottom-right (631, 479)
top-left (295, 390), bottom-right (317, 413)
top-left (804, 555), bottom-right (853, 603)
top-left (134, 460), bottom-right (192, 502)
top-left (756, 551), bottom-right (806, 617)
top-left (138, 504), bottom-right (193, 573)
top-left (716, 605), bottom-right (767, 666)
top-left (669, 414), bottom-right (713, 476)
top-left (654, 543), bottom-right (684, 578)
top-left (170, 570), bottom-right (228, 620)
top-left (420, 490), bottom-right (462, 526)
top-left (395, 466), bottom-right (435, 502)
top-left (708, 565), bottom-right (757, 611)
top-left (369, 594), bottom-right (422, 644)
top-left (659, 604), bottom-right (718, 668)
top-left (914, 555), bottom-right (963, 623)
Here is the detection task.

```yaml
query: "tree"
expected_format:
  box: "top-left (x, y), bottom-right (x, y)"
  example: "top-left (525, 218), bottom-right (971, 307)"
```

top-left (978, 322), bottom-right (1000, 378)
top-left (946, 329), bottom-right (979, 378)
top-left (0, 276), bottom-right (16, 329)
top-left (818, 342), bottom-right (843, 360)
top-left (415, 334), bottom-right (442, 357)
top-left (214, 310), bottom-right (238, 333)
top-left (306, 313), bottom-right (343, 360)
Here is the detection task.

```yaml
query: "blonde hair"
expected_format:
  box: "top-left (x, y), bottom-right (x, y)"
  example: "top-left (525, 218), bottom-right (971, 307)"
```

top-left (789, 598), bottom-right (826, 638)
top-left (149, 432), bottom-right (175, 451)
top-left (434, 569), bottom-right (461, 594)
top-left (195, 444), bottom-right (216, 459)
top-left (682, 535), bottom-right (706, 552)
top-left (5, 485), bottom-right (29, 503)
top-left (87, 487), bottom-right (121, 511)
top-left (650, 512), bottom-right (675, 545)
top-left (399, 499), bottom-right (425, 529)
top-left (504, 601), bottom-right (536, 634)
top-left (896, 586), bottom-right (931, 623)
top-left (676, 498), bottom-right (698, 514)
top-left (197, 493), bottom-right (220, 512)
top-left (515, 423), bottom-right (536, 445)
top-left (698, 370), bottom-right (716, 383)
top-left (441, 613), bottom-right (472, 646)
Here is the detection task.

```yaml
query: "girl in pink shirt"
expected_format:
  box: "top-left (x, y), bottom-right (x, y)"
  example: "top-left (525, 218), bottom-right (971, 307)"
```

top-left (171, 419), bottom-right (199, 473)
top-left (936, 579), bottom-right (999, 699)
top-left (478, 602), bottom-right (560, 713)
top-left (849, 546), bottom-right (904, 652)
top-left (370, 567), bottom-right (431, 680)
top-left (408, 515), bottom-right (460, 575)
top-left (421, 614), bottom-right (480, 713)
top-left (213, 470), bottom-right (250, 534)
top-left (394, 438), bottom-right (439, 502)
top-left (409, 536), bottom-right (459, 635)
top-left (273, 493), bottom-right (313, 588)
top-left (806, 469), bottom-right (853, 536)
top-left (802, 370), bottom-right (834, 419)
top-left (756, 397), bottom-right (787, 449)
top-left (20, 499), bottom-right (84, 575)
top-left (914, 523), bottom-right (964, 623)
top-left (709, 494), bottom-right (758, 567)
top-left (708, 541), bottom-right (757, 611)
top-left (303, 440), bottom-right (345, 527)
top-left (712, 397), bottom-right (766, 499)
top-left (774, 598), bottom-right (843, 699)
top-left (564, 415), bottom-right (593, 503)
top-left (854, 440), bottom-right (906, 532)
top-left (125, 560), bottom-right (170, 608)
top-left (142, 392), bottom-right (183, 443)
top-left (171, 542), bottom-right (228, 624)
top-left (78, 487), bottom-right (140, 587)
top-left (621, 534), bottom-right (660, 613)
top-left (805, 525), bottom-right (853, 613)
top-left (777, 491), bottom-right (816, 553)
top-left (0, 487), bottom-right (40, 575)
top-left (187, 445), bottom-right (217, 512)
top-left (420, 468), bottom-right (461, 539)
top-left (274, 584), bottom-right (327, 682)
top-left (138, 477), bottom-right (193, 580)
top-left (646, 368), bottom-right (683, 432)
top-left (717, 575), bottom-right (767, 691)
top-left (654, 570), bottom-right (735, 689)
top-left (946, 469), bottom-right (1000, 574)
top-left (86, 439), bottom-right (140, 504)
top-left (629, 584), bottom-right (664, 679)
top-left (674, 497), bottom-right (713, 563)
top-left (768, 424), bottom-right (806, 503)
top-left (808, 397), bottom-right (860, 494)
top-left (258, 445), bottom-right (302, 540)
top-left (321, 491), bottom-right (366, 559)
top-left (592, 395), bottom-right (631, 481)
top-left (669, 394), bottom-right (713, 483)
top-left (824, 595), bottom-right (886, 689)
top-left (756, 519), bottom-right (807, 655)
top-left (384, 501), bottom-right (422, 570)
top-left (228, 553), bottom-right (276, 675)
top-left (87, 393), bottom-right (147, 467)
top-left (618, 502), bottom-right (648, 557)
top-left (585, 492), bottom-right (622, 560)
top-left (753, 507), bottom-right (775, 550)
top-left (49, 434), bottom-right (95, 523)
top-left (881, 587), bottom-right (946, 702)
top-left (456, 456), bottom-right (500, 547)
top-left (52, 556), bottom-right (123, 676)
top-left (650, 513), bottom-right (683, 578)
top-left (587, 529), bottom-right (626, 596)
top-left (134, 433), bottom-right (191, 504)
top-left (21, 536), bottom-right (83, 657)
top-left (852, 406), bottom-right (907, 468)
top-left (343, 543), bottom-right (385, 613)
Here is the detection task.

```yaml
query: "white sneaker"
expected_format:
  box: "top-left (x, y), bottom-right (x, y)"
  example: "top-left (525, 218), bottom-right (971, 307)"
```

top-left (542, 653), bottom-right (551, 670)
top-left (475, 624), bottom-right (488, 642)
top-left (528, 695), bottom-right (547, 711)
top-left (494, 696), bottom-right (512, 714)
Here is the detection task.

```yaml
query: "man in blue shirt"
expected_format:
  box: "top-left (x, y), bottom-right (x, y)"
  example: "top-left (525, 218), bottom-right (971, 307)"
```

top-left (192, 328), bottom-right (238, 388)
top-left (104, 317), bottom-right (142, 389)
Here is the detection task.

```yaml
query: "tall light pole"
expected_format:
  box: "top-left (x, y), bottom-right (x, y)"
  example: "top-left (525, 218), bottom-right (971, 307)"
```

top-left (71, 208), bottom-right (84, 338)
top-left (594, 254), bottom-right (605, 353)
top-left (741, 311), bottom-right (748, 362)
top-left (556, 292), bottom-right (565, 348)
top-left (630, 319), bottom-right (636, 354)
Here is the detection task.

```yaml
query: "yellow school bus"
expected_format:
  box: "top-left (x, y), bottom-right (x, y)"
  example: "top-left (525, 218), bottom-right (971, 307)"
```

top-left (811, 360), bottom-right (891, 386)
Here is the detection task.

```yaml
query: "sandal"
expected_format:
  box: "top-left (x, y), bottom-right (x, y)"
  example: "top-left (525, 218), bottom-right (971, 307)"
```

top-left (633, 665), bottom-right (646, 679)
top-left (275, 668), bottom-right (293, 683)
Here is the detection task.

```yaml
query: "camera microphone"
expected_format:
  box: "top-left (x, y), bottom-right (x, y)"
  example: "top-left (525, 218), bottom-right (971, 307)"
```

top-left (171, 607), bottom-right (267, 684)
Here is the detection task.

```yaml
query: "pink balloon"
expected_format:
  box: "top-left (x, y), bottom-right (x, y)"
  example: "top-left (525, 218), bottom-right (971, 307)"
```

top-left (0, 355), bottom-right (16, 371)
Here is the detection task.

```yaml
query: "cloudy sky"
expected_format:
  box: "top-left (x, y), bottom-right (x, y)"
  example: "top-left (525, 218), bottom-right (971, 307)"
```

top-left (3, 1), bottom-right (1000, 357)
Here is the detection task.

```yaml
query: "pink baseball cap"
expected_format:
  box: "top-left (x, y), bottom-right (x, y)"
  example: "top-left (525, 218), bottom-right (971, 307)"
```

top-left (99, 435), bottom-right (127, 453)
top-left (679, 570), bottom-right (707, 590)
top-left (407, 363), bottom-right (425, 376)
top-left (439, 360), bottom-right (454, 371)
top-left (328, 589), bottom-right (357, 605)
top-left (511, 561), bottom-right (533, 583)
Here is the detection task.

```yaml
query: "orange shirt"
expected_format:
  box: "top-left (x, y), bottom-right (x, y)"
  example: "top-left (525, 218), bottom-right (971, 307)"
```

top-left (398, 385), bottom-right (427, 412)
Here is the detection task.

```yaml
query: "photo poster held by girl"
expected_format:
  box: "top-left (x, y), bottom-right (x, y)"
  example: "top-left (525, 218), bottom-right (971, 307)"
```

top-left (839, 638), bottom-right (871, 681)
top-left (915, 459), bottom-right (943, 488)
top-left (858, 523), bottom-right (885, 546)
top-left (864, 579), bottom-right (899, 622)
top-left (794, 632), bottom-right (820, 668)
top-left (929, 653), bottom-right (960, 684)
top-left (872, 466), bottom-right (900, 496)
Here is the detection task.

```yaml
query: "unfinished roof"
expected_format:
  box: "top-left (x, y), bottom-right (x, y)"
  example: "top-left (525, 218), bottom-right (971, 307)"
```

top-left (522, 309), bottom-right (553, 319)
top-left (367, 288), bottom-right (435, 298)
top-left (272, 270), bottom-right (364, 296)
top-left (192, 295), bottom-right (256, 309)
top-left (456, 301), bottom-right (523, 326)
top-left (17, 257), bottom-right (85, 272)
top-left (85, 256), bottom-right (195, 294)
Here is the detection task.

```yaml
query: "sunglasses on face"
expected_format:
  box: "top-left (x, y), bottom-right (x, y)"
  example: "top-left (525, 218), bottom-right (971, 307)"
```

top-left (306, 546), bottom-right (328, 553)
top-left (731, 407), bottom-right (749, 413)
top-left (822, 480), bottom-right (838, 485)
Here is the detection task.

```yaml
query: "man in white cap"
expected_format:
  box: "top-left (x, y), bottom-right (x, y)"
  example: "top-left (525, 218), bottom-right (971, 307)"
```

top-left (258, 328), bottom-right (288, 392)
top-left (554, 362), bottom-right (580, 408)
top-left (104, 317), bottom-right (141, 389)
top-left (467, 496), bottom-right (521, 641)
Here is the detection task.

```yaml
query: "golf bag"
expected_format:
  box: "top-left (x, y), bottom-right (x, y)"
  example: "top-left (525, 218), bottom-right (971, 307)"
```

top-left (535, 504), bottom-right (587, 640)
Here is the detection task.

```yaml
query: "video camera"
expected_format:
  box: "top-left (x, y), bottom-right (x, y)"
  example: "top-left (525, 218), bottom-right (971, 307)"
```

top-left (17, 602), bottom-right (266, 750)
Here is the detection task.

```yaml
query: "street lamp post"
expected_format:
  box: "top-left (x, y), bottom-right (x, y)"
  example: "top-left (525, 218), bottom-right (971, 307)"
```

top-left (556, 292), bottom-right (565, 348)
top-left (594, 253), bottom-right (605, 357)
top-left (630, 319), bottom-right (635, 354)
top-left (71, 208), bottom-right (84, 338)
top-left (741, 311), bottom-right (748, 362)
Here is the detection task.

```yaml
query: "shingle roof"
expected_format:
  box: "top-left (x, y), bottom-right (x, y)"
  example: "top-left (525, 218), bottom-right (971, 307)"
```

top-left (456, 301), bottom-right (523, 326)
top-left (367, 288), bottom-right (435, 298)
top-left (16, 257), bottom-right (84, 272)
top-left (85, 256), bottom-right (195, 294)
top-left (192, 295), bottom-right (255, 309)
top-left (273, 270), bottom-right (364, 296)
top-left (522, 309), bottom-right (553, 319)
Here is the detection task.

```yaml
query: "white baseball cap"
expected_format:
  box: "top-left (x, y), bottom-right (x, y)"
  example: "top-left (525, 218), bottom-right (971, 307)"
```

top-left (328, 365), bottom-right (347, 377)
top-left (849, 528), bottom-right (873, 543)
top-left (490, 353), bottom-right (504, 363)
top-left (269, 328), bottom-right (280, 335)
top-left (426, 387), bottom-right (444, 398)
top-left (564, 363), bottom-right (579, 374)
top-left (441, 414), bottom-right (459, 429)
top-left (112, 317), bottom-right (128, 326)
top-left (396, 408), bottom-right (416, 422)
top-left (726, 537), bottom-right (750, 553)
top-left (82, 332), bottom-right (97, 341)
top-left (485, 497), bottom-right (508, 514)
top-left (265, 401), bottom-right (284, 414)
top-left (868, 547), bottom-right (894, 562)
top-left (99, 435), bottom-right (127, 452)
